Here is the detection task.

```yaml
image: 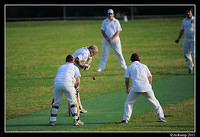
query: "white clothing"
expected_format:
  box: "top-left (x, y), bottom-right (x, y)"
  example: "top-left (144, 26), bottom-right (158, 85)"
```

top-left (122, 61), bottom-right (164, 121)
top-left (73, 47), bottom-right (91, 70)
top-left (101, 17), bottom-right (122, 44)
top-left (54, 62), bottom-right (81, 86)
top-left (98, 42), bottom-right (127, 70)
top-left (50, 62), bottom-right (81, 121)
top-left (122, 89), bottom-right (164, 121)
top-left (124, 61), bottom-right (152, 92)
top-left (50, 83), bottom-right (78, 121)
top-left (181, 16), bottom-right (195, 39)
top-left (181, 16), bottom-right (195, 69)
top-left (73, 47), bottom-right (91, 110)
top-left (53, 84), bottom-right (77, 106)
top-left (183, 39), bottom-right (195, 69)
top-left (98, 17), bottom-right (127, 70)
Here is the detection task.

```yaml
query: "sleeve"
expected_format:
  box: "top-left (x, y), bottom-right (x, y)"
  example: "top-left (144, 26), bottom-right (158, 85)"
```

top-left (74, 67), bottom-right (81, 78)
top-left (77, 53), bottom-right (84, 61)
top-left (101, 20), bottom-right (106, 31)
top-left (116, 20), bottom-right (122, 31)
top-left (124, 67), bottom-right (130, 78)
top-left (146, 66), bottom-right (152, 77)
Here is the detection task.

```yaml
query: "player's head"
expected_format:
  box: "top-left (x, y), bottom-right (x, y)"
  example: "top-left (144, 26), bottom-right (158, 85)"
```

top-left (107, 9), bottom-right (114, 19)
top-left (66, 55), bottom-right (74, 63)
top-left (88, 45), bottom-right (98, 56)
top-left (130, 53), bottom-right (140, 62)
top-left (186, 8), bottom-right (193, 18)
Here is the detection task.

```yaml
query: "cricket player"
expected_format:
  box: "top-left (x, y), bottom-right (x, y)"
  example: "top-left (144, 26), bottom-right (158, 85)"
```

top-left (49, 55), bottom-right (84, 126)
top-left (73, 45), bottom-right (98, 113)
top-left (97, 9), bottom-right (127, 72)
top-left (120, 53), bottom-right (166, 123)
top-left (175, 8), bottom-right (195, 74)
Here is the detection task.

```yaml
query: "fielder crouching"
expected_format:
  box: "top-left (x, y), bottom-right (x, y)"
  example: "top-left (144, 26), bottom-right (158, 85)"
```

top-left (120, 53), bottom-right (166, 124)
top-left (49, 55), bottom-right (84, 126)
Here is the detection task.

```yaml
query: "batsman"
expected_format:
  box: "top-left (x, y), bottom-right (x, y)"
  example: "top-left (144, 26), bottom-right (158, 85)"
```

top-left (72, 45), bottom-right (98, 113)
top-left (50, 45), bottom-right (98, 118)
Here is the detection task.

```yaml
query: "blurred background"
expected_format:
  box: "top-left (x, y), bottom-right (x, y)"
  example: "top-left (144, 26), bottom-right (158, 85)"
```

top-left (6, 5), bottom-right (195, 21)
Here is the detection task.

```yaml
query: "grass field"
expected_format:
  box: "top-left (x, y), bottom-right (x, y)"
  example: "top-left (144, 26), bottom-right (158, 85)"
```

top-left (5, 18), bottom-right (195, 132)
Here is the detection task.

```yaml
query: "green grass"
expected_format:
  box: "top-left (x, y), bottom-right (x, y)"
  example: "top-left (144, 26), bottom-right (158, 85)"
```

top-left (5, 18), bottom-right (194, 131)
top-left (73, 98), bottom-right (194, 131)
top-left (6, 75), bottom-right (194, 131)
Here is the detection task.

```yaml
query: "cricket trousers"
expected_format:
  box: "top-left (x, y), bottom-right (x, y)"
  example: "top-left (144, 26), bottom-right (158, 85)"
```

top-left (98, 42), bottom-right (127, 70)
top-left (49, 83), bottom-right (79, 122)
top-left (122, 89), bottom-right (164, 121)
top-left (183, 38), bottom-right (195, 69)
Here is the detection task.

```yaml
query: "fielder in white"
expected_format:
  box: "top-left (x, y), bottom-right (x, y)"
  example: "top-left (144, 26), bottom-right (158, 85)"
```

top-left (97, 9), bottom-right (127, 72)
top-left (49, 55), bottom-right (84, 126)
top-left (73, 45), bottom-right (98, 113)
top-left (175, 8), bottom-right (195, 74)
top-left (120, 53), bottom-right (166, 123)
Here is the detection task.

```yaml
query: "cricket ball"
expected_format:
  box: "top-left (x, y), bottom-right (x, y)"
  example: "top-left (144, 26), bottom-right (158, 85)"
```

top-left (93, 77), bottom-right (96, 80)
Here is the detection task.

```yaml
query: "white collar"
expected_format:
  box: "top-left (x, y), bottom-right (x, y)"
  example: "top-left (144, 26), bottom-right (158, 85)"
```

top-left (132, 61), bottom-right (140, 64)
top-left (106, 17), bottom-right (116, 22)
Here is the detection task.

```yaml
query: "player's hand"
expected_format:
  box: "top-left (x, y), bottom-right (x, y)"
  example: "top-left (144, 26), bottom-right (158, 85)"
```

top-left (83, 64), bottom-right (90, 70)
top-left (108, 39), bottom-right (113, 44)
top-left (126, 89), bottom-right (130, 95)
top-left (175, 39), bottom-right (180, 43)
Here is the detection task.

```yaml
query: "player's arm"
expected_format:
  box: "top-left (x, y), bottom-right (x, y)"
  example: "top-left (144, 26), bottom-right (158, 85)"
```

top-left (75, 57), bottom-right (90, 70)
top-left (75, 57), bottom-right (84, 68)
top-left (101, 30), bottom-right (110, 41)
top-left (175, 29), bottom-right (184, 43)
top-left (125, 78), bottom-right (130, 94)
top-left (75, 77), bottom-right (80, 89)
top-left (86, 57), bottom-right (92, 65)
top-left (148, 75), bottom-right (152, 85)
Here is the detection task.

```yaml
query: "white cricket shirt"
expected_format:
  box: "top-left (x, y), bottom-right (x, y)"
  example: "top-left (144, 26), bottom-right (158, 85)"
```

top-left (73, 47), bottom-right (91, 70)
top-left (181, 16), bottom-right (195, 39)
top-left (124, 61), bottom-right (152, 92)
top-left (101, 17), bottom-right (122, 44)
top-left (54, 62), bottom-right (81, 86)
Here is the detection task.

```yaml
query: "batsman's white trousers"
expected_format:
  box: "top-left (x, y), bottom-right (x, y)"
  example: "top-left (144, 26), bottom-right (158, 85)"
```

top-left (98, 42), bottom-right (127, 70)
top-left (183, 38), bottom-right (195, 69)
top-left (122, 89), bottom-right (164, 121)
top-left (50, 83), bottom-right (78, 120)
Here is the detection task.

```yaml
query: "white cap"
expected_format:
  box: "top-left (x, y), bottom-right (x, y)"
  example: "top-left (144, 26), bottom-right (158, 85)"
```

top-left (107, 9), bottom-right (114, 14)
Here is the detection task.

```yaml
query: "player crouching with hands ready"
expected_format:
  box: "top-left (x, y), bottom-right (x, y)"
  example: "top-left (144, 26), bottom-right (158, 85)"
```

top-left (120, 53), bottom-right (166, 124)
top-left (73, 45), bottom-right (98, 113)
top-left (49, 55), bottom-right (84, 126)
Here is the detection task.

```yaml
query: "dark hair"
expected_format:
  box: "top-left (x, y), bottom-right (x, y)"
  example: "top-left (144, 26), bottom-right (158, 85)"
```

top-left (186, 8), bottom-right (193, 13)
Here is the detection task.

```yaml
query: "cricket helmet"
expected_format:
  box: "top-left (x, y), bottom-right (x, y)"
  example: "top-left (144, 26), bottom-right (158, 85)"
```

top-left (130, 53), bottom-right (140, 62)
top-left (66, 55), bottom-right (74, 62)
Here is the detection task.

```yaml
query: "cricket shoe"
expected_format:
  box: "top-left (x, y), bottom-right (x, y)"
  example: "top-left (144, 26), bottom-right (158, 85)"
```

top-left (96, 68), bottom-right (104, 72)
top-left (120, 120), bottom-right (128, 124)
top-left (80, 108), bottom-right (87, 113)
top-left (122, 66), bottom-right (127, 71)
top-left (159, 117), bottom-right (167, 122)
top-left (74, 119), bottom-right (84, 126)
top-left (188, 68), bottom-right (193, 74)
top-left (49, 121), bottom-right (55, 126)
